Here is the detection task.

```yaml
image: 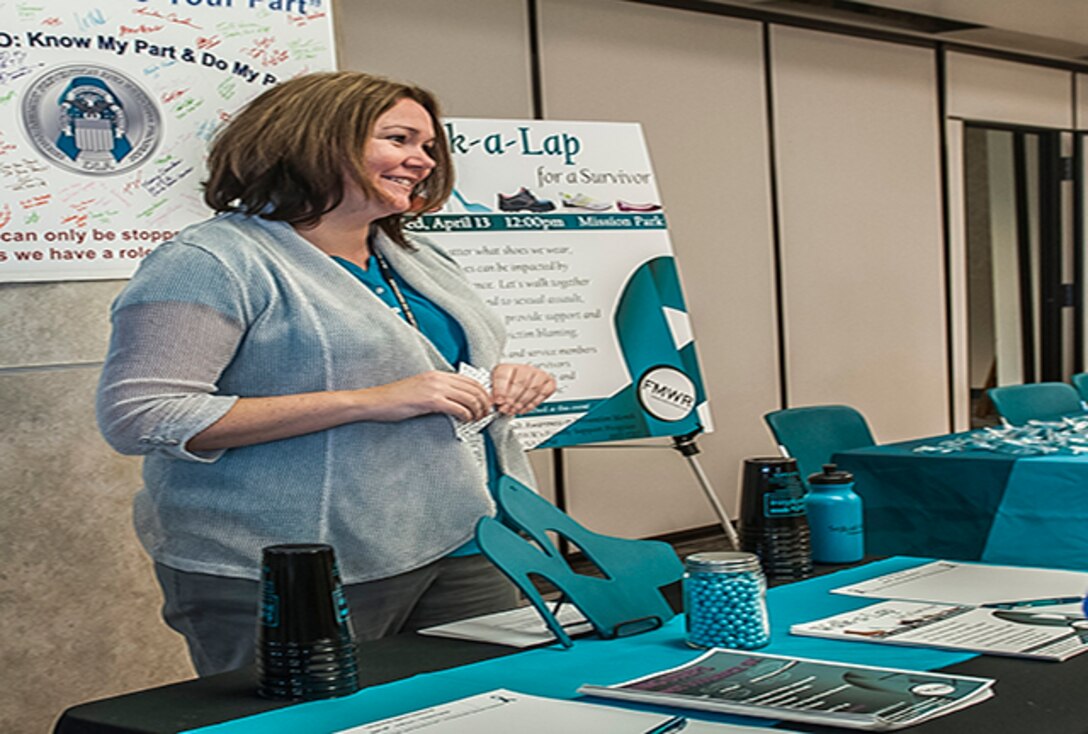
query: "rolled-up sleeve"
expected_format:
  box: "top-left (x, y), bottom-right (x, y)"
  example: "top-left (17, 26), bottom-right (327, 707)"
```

top-left (96, 243), bottom-right (248, 462)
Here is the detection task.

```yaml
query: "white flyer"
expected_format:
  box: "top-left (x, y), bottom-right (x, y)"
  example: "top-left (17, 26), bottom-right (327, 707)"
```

top-left (833, 560), bottom-right (1088, 615)
top-left (335, 689), bottom-right (800, 734)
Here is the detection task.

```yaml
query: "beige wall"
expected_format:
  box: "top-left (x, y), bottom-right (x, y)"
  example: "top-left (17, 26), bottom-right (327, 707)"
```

top-left (333, 0), bottom-right (533, 119)
top-left (771, 27), bottom-right (949, 441)
top-left (2, 1), bottom-right (1082, 731)
top-left (0, 282), bottom-right (194, 734)
top-left (946, 51), bottom-right (1074, 129)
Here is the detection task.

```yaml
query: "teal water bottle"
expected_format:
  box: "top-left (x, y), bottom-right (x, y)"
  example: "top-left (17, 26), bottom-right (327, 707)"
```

top-left (805, 464), bottom-right (864, 563)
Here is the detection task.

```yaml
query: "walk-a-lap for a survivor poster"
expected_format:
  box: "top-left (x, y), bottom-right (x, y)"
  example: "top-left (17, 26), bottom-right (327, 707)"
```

top-left (416, 118), bottom-right (711, 449)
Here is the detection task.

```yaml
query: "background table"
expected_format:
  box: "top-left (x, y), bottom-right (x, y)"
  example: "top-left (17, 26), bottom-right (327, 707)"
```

top-left (835, 436), bottom-right (1088, 571)
top-left (54, 558), bottom-right (1088, 734)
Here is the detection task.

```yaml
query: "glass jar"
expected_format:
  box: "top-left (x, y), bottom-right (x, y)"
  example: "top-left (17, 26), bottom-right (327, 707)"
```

top-left (683, 551), bottom-right (770, 649)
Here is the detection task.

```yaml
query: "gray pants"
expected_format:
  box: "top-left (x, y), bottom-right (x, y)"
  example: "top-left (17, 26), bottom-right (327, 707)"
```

top-left (154, 554), bottom-right (518, 676)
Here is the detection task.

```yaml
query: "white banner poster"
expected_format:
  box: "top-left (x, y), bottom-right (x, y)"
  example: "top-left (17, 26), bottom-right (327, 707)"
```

top-left (413, 118), bottom-right (712, 449)
top-left (0, 0), bottom-right (335, 282)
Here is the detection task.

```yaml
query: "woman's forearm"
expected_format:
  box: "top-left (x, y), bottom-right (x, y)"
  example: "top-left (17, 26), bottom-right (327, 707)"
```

top-left (186, 371), bottom-right (495, 451)
top-left (185, 390), bottom-right (365, 451)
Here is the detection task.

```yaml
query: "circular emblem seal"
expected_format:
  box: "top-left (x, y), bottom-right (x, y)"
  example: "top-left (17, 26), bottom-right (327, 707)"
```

top-left (637, 365), bottom-right (696, 422)
top-left (909, 682), bottom-right (956, 697)
top-left (21, 64), bottom-right (161, 176)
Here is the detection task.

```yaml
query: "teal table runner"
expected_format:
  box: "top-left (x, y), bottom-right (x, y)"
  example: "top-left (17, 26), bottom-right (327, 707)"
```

top-left (186, 557), bottom-right (973, 734)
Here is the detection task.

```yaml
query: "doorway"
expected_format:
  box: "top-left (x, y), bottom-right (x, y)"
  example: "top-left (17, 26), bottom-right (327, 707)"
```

top-left (962, 124), bottom-right (1080, 427)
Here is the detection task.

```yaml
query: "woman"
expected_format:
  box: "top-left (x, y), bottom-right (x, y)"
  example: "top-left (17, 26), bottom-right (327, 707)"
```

top-left (96, 71), bottom-right (555, 676)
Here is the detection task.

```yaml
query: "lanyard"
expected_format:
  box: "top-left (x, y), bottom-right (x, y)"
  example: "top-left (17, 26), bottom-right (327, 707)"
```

top-left (372, 249), bottom-right (419, 330)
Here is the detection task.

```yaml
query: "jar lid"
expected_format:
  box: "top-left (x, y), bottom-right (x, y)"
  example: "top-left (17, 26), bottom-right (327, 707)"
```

top-left (808, 463), bottom-right (854, 485)
top-left (684, 551), bottom-right (762, 573)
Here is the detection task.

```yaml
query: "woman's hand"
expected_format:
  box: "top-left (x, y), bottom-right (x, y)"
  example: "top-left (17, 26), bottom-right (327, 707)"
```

top-left (362, 370), bottom-right (493, 423)
top-left (490, 363), bottom-right (557, 416)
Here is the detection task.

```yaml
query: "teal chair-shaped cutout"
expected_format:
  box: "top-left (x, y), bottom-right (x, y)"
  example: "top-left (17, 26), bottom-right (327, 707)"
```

top-left (987, 382), bottom-right (1086, 426)
top-left (1071, 373), bottom-right (1088, 404)
top-left (476, 476), bottom-right (682, 648)
top-left (763, 405), bottom-right (876, 485)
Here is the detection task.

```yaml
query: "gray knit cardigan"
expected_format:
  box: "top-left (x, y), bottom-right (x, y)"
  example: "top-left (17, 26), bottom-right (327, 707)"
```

top-left (96, 212), bottom-right (535, 583)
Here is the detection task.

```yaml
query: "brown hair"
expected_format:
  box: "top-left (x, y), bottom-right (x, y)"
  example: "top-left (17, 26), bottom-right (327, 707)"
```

top-left (203, 71), bottom-right (453, 247)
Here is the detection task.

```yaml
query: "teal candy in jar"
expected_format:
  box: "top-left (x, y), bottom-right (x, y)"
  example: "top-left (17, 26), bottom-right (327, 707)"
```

top-left (683, 551), bottom-right (770, 649)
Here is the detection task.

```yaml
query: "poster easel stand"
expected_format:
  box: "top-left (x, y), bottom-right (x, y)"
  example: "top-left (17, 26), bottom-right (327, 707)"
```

top-left (670, 429), bottom-right (741, 550)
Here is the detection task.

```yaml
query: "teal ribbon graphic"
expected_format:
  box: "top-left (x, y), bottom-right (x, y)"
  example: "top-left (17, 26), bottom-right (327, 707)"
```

top-left (540, 255), bottom-right (706, 448)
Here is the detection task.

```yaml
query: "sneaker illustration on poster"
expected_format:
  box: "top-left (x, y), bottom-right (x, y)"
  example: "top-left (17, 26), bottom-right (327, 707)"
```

top-left (497, 187), bottom-right (556, 212)
top-left (616, 200), bottom-right (663, 213)
top-left (559, 192), bottom-right (612, 211)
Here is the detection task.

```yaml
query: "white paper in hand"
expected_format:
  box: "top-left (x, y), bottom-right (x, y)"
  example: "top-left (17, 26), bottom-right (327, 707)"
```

top-left (450, 363), bottom-right (497, 480)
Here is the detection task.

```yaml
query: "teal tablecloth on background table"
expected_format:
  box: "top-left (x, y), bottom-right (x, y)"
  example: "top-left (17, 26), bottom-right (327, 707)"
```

top-left (835, 436), bottom-right (1088, 571)
top-left (187, 557), bottom-right (972, 734)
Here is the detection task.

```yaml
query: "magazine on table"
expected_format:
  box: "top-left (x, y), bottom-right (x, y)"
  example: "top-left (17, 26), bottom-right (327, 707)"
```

top-left (791, 599), bottom-right (1088, 661)
top-left (578, 649), bottom-right (994, 731)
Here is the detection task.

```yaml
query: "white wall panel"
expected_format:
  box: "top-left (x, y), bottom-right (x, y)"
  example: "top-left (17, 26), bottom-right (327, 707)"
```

top-left (945, 120), bottom-right (971, 431)
top-left (772, 27), bottom-right (947, 441)
top-left (336, 0), bottom-right (532, 118)
top-left (538, 0), bottom-right (779, 538)
top-left (946, 51), bottom-right (1073, 129)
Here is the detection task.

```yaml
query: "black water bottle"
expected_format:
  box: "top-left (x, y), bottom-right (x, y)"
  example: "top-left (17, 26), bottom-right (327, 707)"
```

top-left (737, 457), bottom-right (813, 580)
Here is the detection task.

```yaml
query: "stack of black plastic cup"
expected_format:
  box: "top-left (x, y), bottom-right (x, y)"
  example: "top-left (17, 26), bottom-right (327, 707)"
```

top-left (737, 457), bottom-right (813, 581)
top-left (256, 543), bottom-right (359, 701)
